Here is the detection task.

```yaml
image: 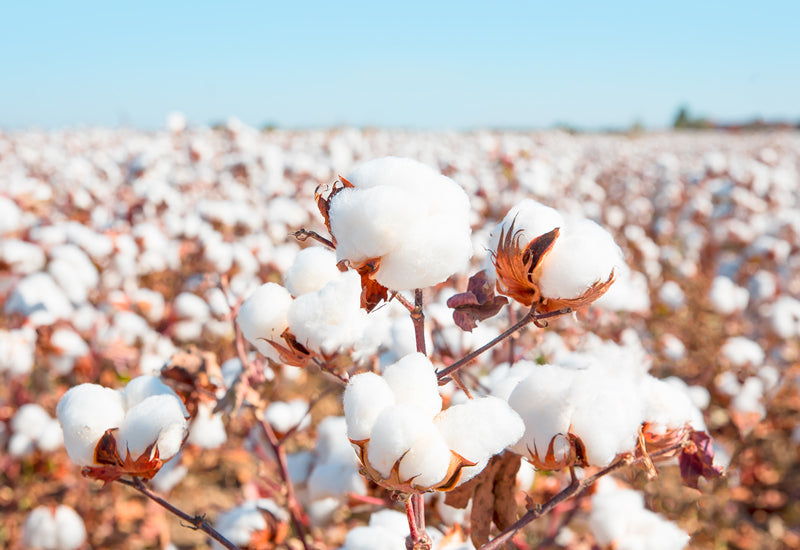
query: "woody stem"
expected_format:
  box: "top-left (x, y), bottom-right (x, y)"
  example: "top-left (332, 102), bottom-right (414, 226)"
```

top-left (437, 307), bottom-right (571, 381)
top-left (408, 288), bottom-right (428, 542)
top-left (117, 477), bottom-right (239, 550)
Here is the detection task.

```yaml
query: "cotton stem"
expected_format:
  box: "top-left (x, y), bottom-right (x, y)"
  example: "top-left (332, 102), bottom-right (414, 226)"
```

top-left (117, 477), bottom-right (239, 550)
top-left (437, 307), bottom-right (571, 381)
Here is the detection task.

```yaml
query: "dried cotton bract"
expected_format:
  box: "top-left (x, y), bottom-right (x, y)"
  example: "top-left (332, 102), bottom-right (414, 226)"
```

top-left (343, 352), bottom-right (524, 492)
top-left (326, 157), bottom-right (473, 292)
top-left (489, 199), bottom-right (623, 313)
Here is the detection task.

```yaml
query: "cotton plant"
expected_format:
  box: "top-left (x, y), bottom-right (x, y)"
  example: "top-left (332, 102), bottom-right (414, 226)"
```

top-left (22, 505), bottom-right (87, 550)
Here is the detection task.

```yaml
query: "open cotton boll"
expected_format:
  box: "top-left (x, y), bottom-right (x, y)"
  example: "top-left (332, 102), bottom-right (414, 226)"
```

top-left (0, 327), bottom-right (37, 375)
top-left (174, 292), bottom-right (210, 321)
top-left (366, 405), bottom-right (432, 478)
top-left (116, 394), bottom-right (188, 461)
top-left (284, 247), bottom-right (340, 297)
top-left (537, 218), bottom-right (624, 300)
top-left (381, 352), bottom-right (441, 418)
top-left (4, 272), bottom-right (74, 324)
top-left (721, 336), bottom-right (765, 369)
top-left (237, 282), bottom-right (292, 362)
top-left (709, 276), bottom-right (749, 314)
top-left (187, 402), bottom-right (227, 449)
top-left (487, 199), bottom-right (565, 259)
top-left (47, 328), bottom-right (90, 375)
top-left (329, 157), bottom-right (473, 290)
top-left (150, 452), bottom-right (189, 493)
top-left (288, 270), bottom-right (369, 355)
top-left (122, 375), bottom-right (189, 417)
top-left (212, 499), bottom-right (289, 550)
top-left (57, 383), bottom-right (126, 467)
top-left (339, 525), bottom-right (406, 550)
top-left (589, 479), bottom-right (689, 550)
top-left (642, 376), bottom-right (705, 434)
top-left (397, 420), bottom-right (453, 490)
top-left (436, 396), bottom-right (524, 484)
top-left (264, 399), bottom-right (311, 434)
top-left (307, 460), bottom-right (368, 501)
top-left (769, 296), bottom-right (800, 338)
top-left (343, 372), bottom-right (395, 441)
top-left (0, 239), bottom-right (46, 274)
top-left (23, 505), bottom-right (87, 550)
top-left (508, 365), bottom-right (577, 460)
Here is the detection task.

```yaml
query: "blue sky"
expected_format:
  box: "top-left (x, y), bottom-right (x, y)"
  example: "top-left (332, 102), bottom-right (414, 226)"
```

top-left (2, 1), bottom-right (798, 130)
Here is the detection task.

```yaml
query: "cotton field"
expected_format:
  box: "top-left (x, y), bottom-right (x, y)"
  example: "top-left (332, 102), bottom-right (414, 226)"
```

top-left (1, 120), bottom-right (798, 549)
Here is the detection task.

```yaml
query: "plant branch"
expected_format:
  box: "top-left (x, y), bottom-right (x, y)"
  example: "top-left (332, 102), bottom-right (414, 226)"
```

top-left (292, 229), bottom-right (335, 249)
top-left (412, 289), bottom-right (427, 356)
top-left (437, 307), bottom-right (571, 381)
top-left (479, 441), bottom-right (687, 550)
top-left (117, 477), bottom-right (239, 550)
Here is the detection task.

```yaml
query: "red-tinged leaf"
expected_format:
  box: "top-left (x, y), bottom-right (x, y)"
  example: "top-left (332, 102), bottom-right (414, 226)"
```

top-left (679, 430), bottom-right (724, 490)
top-left (447, 270), bottom-right (509, 331)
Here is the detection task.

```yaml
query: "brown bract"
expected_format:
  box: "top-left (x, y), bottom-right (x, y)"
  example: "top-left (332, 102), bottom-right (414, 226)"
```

top-left (349, 438), bottom-right (476, 494)
top-left (82, 428), bottom-right (164, 485)
top-left (314, 176), bottom-right (354, 244)
top-left (492, 222), bottom-right (616, 313)
top-left (266, 328), bottom-right (313, 368)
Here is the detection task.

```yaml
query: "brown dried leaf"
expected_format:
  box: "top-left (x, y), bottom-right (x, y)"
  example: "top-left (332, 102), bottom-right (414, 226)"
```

top-left (340, 258), bottom-right (390, 312)
top-left (161, 347), bottom-right (222, 417)
top-left (314, 176), bottom-right (354, 242)
top-left (679, 430), bottom-right (724, 490)
top-left (492, 452), bottom-right (521, 531)
top-left (447, 270), bottom-right (509, 331)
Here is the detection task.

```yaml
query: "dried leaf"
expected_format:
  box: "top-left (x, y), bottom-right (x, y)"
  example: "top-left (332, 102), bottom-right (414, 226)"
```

top-left (492, 452), bottom-right (521, 531)
top-left (340, 258), bottom-right (390, 312)
top-left (314, 176), bottom-right (353, 242)
top-left (447, 270), bottom-right (509, 331)
top-left (161, 347), bottom-right (222, 417)
top-left (679, 430), bottom-right (724, 489)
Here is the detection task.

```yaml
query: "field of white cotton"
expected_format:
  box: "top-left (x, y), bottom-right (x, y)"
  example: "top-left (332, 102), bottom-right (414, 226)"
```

top-left (1, 122), bottom-right (798, 549)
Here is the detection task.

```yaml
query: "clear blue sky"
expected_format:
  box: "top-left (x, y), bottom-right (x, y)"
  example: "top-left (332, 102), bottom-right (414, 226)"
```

top-left (2, 1), bottom-right (798, 130)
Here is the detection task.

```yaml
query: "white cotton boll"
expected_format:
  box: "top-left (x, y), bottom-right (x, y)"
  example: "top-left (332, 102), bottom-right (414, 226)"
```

top-left (538, 218), bottom-right (624, 300)
top-left (489, 199), bottom-right (565, 253)
top-left (174, 292), bottom-right (210, 321)
top-left (287, 451), bottom-right (314, 485)
top-left (236, 282), bottom-right (292, 362)
top-left (116, 394), bottom-right (188, 461)
top-left (715, 371), bottom-right (741, 397)
top-left (52, 504), bottom-right (87, 550)
top-left (330, 157), bottom-right (473, 291)
top-left (757, 365), bottom-right (780, 393)
top-left (643, 376), bottom-right (705, 433)
top-left (22, 507), bottom-right (57, 550)
top-left (343, 372), bottom-right (395, 441)
top-left (721, 336), bottom-right (764, 369)
top-left (339, 525), bottom-right (406, 550)
top-left (731, 377), bottom-right (766, 418)
top-left (37, 419), bottom-right (65, 453)
top-left (9, 433), bottom-right (35, 457)
top-left (48, 244), bottom-right (99, 305)
top-left (436, 396), bottom-right (524, 483)
top-left (769, 296), bottom-right (800, 339)
top-left (382, 352), bottom-right (441, 418)
top-left (0, 327), bottom-right (37, 375)
top-left (47, 328), bottom-right (90, 375)
top-left (308, 460), bottom-right (367, 500)
top-left (4, 272), bottom-right (73, 324)
top-left (284, 247), bottom-right (340, 297)
top-left (56, 383), bottom-right (126, 467)
top-left (589, 480), bottom-right (689, 550)
top-left (0, 239), bottom-right (46, 274)
top-left (172, 319), bottom-right (204, 342)
top-left (264, 399), bottom-right (311, 434)
top-left (664, 377), bottom-right (711, 411)
top-left (658, 281), bottom-right (686, 309)
top-left (288, 270), bottom-right (368, 355)
top-left (709, 276), bottom-right (749, 315)
top-left (367, 404), bottom-right (430, 478)
top-left (748, 270), bottom-right (776, 301)
top-left (187, 402), bottom-right (227, 449)
top-left (12, 403), bottom-right (52, 440)
top-left (508, 365), bottom-right (577, 460)
top-left (485, 361), bottom-right (537, 401)
top-left (661, 334), bottom-right (686, 361)
top-left (213, 499), bottom-right (289, 550)
top-left (315, 416), bottom-right (359, 465)
top-left (397, 420), bottom-right (452, 489)
top-left (205, 287), bottom-right (231, 318)
top-left (0, 196), bottom-right (23, 235)
top-left (122, 375), bottom-right (188, 416)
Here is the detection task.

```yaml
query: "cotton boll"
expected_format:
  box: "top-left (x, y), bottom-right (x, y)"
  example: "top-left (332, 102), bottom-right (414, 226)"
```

top-left (23, 505), bottom-right (87, 550)
top-left (769, 296), bottom-right (800, 339)
top-left (0, 327), bottom-right (37, 375)
top-left (436, 396), bottom-right (524, 483)
top-left (658, 281), bottom-right (686, 309)
top-left (116, 394), bottom-right (188, 461)
top-left (307, 460), bottom-right (367, 501)
top-left (287, 451), bottom-right (315, 485)
top-left (343, 372), bottom-right (395, 441)
top-left (643, 376), bottom-right (705, 433)
top-left (122, 375), bottom-right (188, 416)
top-left (4, 272), bottom-right (73, 324)
top-left (538, 218), bottom-right (624, 300)
top-left (57, 383), bottom-right (126, 467)
top-left (212, 499), bottom-right (289, 550)
top-left (488, 199), bottom-right (565, 253)
top-left (0, 239), bottom-right (46, 274)
top-left (382, 353), bottom-right (442, 418)
top-left (288, 270), bottom-right (369, 355)
top-left (264, 399), bottom-right (311, 434)
top-left (0, 196), bottom-right (23, 235)
top-left (315, 416), bottom-right (360, 465)
top-left (508, 365), bottom-right (577, 460)
top-left (721, 337), bottom-right (765, 369)
top-left (48, 244), bottom-right (99, 305)
top-left (47, 328), bottom-right (90, 375)
top-left (366, 405), bottom-right (431, 478)
top-left (661, 334), bottom-right (686, 361)
top-left (284, 247), bottom-right (340, 296)
top-left (396, 420), bottom-right (452, 489)
top-left (150, 452), bottom-right (188, 493)
top-left (174, 292), bottom-right (210, 321)
top-left (339, 525), bottom-right (406, 550)
top-left (237, 282), bottom-right (292, 362)
top-left (709, 276), bottom-right (749, 315)
top-left (187, 402), bottom-right (227, 449)
top-left (11, 404), bottom-right (61, 454)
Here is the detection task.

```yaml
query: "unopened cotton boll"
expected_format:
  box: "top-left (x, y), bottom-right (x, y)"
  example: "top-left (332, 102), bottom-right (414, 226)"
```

top-left (328, 157), bottom-right (473, 291)
top-left (284, 246), bottom-right (340, 296)
top-left (237, 282), bottom-right (292, 362)
top-left (56, 383), bottom-right (126, 467)
top-left (116, 394), bottom-right (188, 461)
top-left (23, 505), bottom-right (87, 550)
